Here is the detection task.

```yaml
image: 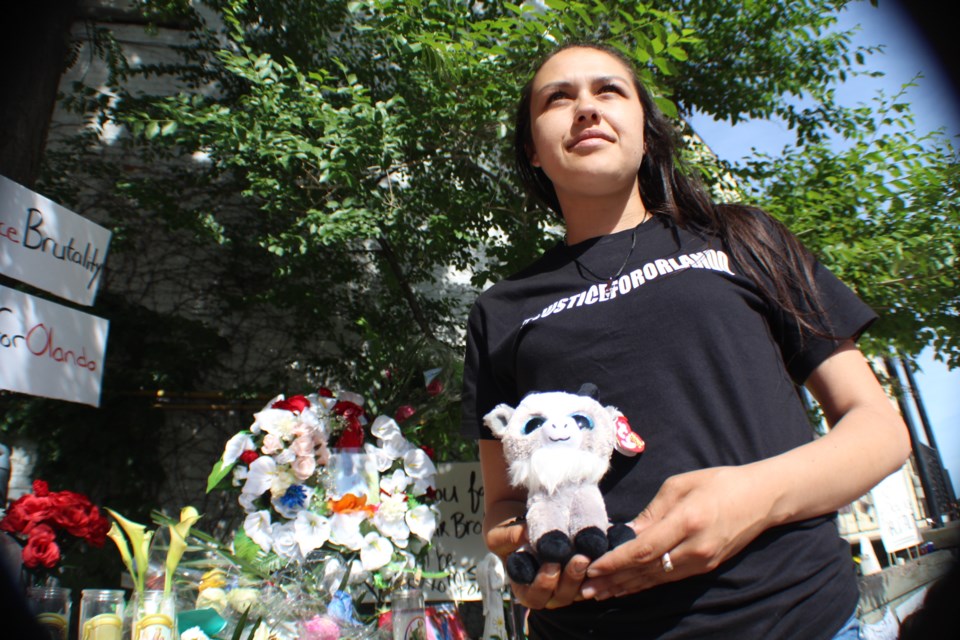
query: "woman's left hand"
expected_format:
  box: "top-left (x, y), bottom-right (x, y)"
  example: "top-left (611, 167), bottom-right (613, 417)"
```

top-left (579, 465), bottom-right (771, 600)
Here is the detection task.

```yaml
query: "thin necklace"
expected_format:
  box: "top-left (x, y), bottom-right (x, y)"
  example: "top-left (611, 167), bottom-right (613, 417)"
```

top-left (568, 218), bottom-right (645, 290)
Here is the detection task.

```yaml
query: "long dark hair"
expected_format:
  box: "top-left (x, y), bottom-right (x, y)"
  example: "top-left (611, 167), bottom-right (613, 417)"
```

top-left (514, 42), bottom-right (831, 340)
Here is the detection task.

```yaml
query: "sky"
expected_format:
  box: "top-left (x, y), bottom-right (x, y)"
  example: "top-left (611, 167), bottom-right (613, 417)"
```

top-left (687, 0), bottom-right (960, 496)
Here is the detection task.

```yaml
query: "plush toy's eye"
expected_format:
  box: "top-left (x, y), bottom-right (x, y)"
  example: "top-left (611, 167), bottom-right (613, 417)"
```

top-left (524, 416), bottom-right (547, 434)
top-left (572, 414), bottom-right (593, 430)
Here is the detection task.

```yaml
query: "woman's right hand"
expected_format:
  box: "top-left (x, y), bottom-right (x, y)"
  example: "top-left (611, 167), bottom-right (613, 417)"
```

top-left (480, 439), bottom-right (589, 609)
top-left (487, 519), bottom-right (590, 609)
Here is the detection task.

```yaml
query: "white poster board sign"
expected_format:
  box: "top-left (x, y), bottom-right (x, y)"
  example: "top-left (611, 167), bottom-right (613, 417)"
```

top-left (423, 462), bottom-right (488, 601)
top-left (0, 285), bottom-right (109, 407)
top-left (871, 469), bottom-right (922, 553)
top-left (0, 174), bottom-right (111, 306)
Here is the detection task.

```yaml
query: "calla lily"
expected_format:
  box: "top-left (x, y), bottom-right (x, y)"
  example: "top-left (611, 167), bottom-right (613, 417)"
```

top-left (105, 508), bottom-right (154, 596)
top-left (165, 506), bottom-right (202, 597)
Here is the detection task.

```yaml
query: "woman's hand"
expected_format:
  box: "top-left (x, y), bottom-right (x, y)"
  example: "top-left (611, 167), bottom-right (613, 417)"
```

top-left (580, 465), bottom-right (771, 600)
top-left (486, 517), bottom-right (590, 609)
top-left (581, 342), bottom-right (910, 601)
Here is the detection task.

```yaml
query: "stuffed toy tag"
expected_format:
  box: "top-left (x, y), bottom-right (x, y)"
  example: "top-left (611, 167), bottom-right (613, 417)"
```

top-left (614, 415), bottom-right (645, 456)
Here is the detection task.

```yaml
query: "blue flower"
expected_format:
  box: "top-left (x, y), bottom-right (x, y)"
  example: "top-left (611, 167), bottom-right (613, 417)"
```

top-left (279, 484), bottom-right (307, 509)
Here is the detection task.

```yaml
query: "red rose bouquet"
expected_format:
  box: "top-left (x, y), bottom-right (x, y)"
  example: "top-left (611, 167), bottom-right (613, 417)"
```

top-left (0, 479), bottom-right (110, 580)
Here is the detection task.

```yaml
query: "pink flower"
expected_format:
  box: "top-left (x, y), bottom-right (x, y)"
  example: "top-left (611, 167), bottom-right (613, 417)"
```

top-left (292, 456), bottom-right (317, 481)
top-left (300, 615), bottom-right (340, 640)
top-left (291, 434), bottom-right (315, 457)
top-left (261, 433), bottom-right (284, 455)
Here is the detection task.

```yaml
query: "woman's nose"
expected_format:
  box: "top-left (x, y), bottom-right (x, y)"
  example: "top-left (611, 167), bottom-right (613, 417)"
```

top-left (575, 97), bottom-right (602, 123)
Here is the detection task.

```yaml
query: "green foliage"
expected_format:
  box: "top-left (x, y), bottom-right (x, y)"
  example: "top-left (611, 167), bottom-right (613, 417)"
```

top-left (737, 87), bottom-right (960, 366)
top-left (18, 0), bottom-right (957, 517)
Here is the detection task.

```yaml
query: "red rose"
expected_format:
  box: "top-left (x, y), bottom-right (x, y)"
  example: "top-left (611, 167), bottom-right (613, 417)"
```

top-left (32, 479), bottom-right (50, 497)
top-left (394, 405), bottom-right (416, 423)
top-left (22, 524), bottom-right (60, 569)
top-left (333, 400), bottom-right (364, 420)
top-left (426, 379), bottom-right (444, 397)
top-left (49, 491), bottom-right (101, 538)
top-left (334, 418), bottom-right (365, 448)
top-left (271, 395), bottom-right (311, 413)
top-left (317, 387), bottom-right (334, 398)
top-left (0, 493), bottom-right (53, 534)
top-left (84, 508), bottom-right (110, 547)
top-left (239, 449), bottom-right (259, 465)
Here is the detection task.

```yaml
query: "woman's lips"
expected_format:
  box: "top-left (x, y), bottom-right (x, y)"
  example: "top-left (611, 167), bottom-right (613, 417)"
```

top-left (567, 129), bottom-right (615, 150)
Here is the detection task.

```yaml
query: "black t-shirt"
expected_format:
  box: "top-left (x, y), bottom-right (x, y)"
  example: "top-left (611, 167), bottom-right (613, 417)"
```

top-left (461, 215), bottom-right (876, 639)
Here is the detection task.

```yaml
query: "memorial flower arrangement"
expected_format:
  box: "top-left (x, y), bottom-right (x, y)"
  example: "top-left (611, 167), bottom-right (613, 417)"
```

top-left (207, 386), bottom-right (441, 600)
top-left (0, 479), bottom-right (110, 581)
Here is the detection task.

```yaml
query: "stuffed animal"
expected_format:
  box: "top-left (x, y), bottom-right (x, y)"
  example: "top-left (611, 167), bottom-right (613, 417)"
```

top-left (483, 383), bottom-right (645, 585)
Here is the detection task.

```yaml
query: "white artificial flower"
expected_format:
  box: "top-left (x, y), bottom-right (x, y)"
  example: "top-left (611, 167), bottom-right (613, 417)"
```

top-left (370, 415), bottom-right (401, 440)
top-left (242, 456), bottom-right (277, 497)
top-left (360, 532), bottom-right (394, 572)
top-left (269, 467), bottom-right (297, 500)
top-left (271, 522), bottom-right (302, 562)
top-left (406, 504), bottom-right (438, 542)
top-left (243, 511), bottom-right (273, 552)
top-left (195, 587), bottom-right (227, 614)
top-left (252, 407), bottom-right (299, 440)
top-left (222, 432), bottom-right (256, 466)
top-left (373, 494), bottom-right (410, 545)
top-left (294, 510), bottom-right (331, 556)
top-left (232, 465), bottom-right (248, 487)
top-left (402, 448), bottom-right (437, 480)
top-left (238, 492), bottom-right (258, 513)
top-left (329, 511), bottom-right (366, 550)
top-left (347, 558), bottom-right (368, 585)
top-left (181, 626), bottom-right (212, 640)
top-left (363, 442), bottom-right (395, 473)
top-left (381, 432), bottom-right (414, 461)
top-left (338, 391), bottom-right (365, 410)
top-left (271, 484), bottom-right (313, 520)
top-left (380, 468), bottom-right (411, 495)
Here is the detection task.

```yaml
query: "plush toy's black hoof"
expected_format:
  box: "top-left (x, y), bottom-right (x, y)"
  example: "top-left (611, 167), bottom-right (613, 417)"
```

top-left (537, 529), bottom-right (574, 565)
top-left (506, 550), bottom-right (539, 585)
top-left (607, 523), bottom-right (636, 549)
top-left (574, 526), bottom-right (608, 560)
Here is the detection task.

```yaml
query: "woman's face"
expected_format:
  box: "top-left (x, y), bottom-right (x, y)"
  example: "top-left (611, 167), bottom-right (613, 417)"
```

top-left (528, 47), bottom-right (646, 201)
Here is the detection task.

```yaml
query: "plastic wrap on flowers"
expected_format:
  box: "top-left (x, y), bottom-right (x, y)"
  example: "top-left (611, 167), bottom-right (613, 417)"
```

top-left (206, 388), bottom-right (441, 626)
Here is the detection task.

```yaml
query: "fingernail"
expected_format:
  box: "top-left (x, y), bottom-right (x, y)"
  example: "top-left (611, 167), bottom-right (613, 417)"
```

top-left (543, 563), bottom-right (560, 578)
top-left (580, 586), bottom-right (596, 599)
top-left (571, 559), bottom-right (588, 576)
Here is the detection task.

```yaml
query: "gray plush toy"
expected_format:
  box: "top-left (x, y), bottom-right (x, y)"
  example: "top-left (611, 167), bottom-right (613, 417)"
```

top-left (483, 384), bottom-right (644, 584)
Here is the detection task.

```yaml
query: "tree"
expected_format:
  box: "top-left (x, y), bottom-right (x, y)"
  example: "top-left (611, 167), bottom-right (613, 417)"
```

top-left (3, 0), bottom-right (956, 518)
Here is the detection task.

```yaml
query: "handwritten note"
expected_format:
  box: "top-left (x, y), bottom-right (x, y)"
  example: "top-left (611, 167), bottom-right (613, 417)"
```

top-left (423, 462), bottom-right (488, 601)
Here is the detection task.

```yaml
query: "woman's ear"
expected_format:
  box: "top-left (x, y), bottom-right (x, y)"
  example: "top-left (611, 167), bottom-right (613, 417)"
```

top-left (527, 143), bottom-right (540, 168)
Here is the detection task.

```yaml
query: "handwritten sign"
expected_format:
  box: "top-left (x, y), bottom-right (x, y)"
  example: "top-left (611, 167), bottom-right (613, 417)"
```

top-left (423, 462), bottom-right (488, 601)
top-left (871, 468), bottom-right (922, 553)
top-left (0, 285), bottom-right (109, 407)
top-left (0, 174), bottom-right (111, 306)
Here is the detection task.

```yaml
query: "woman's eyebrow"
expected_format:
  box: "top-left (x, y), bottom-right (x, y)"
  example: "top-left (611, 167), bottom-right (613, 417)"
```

top-left (535, 75), bottom-right (630, 95)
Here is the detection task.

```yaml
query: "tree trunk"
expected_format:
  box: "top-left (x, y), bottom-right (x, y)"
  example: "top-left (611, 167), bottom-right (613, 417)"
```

top-left (0, 0), bottom-right (80, 187)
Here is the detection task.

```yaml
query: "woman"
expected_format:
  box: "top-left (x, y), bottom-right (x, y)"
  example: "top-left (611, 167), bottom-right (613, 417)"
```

top-left (460, 43), bottom-right (910, 639)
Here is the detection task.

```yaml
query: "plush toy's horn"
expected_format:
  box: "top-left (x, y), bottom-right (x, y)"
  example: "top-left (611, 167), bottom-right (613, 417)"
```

top-left (577, 382), bottom-right (599, 399)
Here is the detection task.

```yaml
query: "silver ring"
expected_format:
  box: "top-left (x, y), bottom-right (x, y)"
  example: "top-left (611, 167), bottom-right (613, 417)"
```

top-left (661, 552), bottom-right (674, 573)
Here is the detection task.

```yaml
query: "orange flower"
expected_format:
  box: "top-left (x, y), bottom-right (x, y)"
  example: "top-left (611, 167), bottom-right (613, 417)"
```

top-left (328, 493), bottom-right (376, 516)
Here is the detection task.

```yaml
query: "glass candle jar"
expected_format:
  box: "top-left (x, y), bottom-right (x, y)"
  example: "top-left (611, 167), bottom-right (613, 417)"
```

top-left (80, 589), bottom-right (125, 640)
top-left (26, 586), bottom-right (72, 640)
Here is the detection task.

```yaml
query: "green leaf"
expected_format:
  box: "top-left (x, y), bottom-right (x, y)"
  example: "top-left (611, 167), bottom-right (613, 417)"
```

top-left (206, 458), bottom-right (237, 493)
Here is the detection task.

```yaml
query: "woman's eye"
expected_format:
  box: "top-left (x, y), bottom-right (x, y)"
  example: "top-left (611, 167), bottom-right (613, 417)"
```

top-left (598, 84), bottom-right (624, 96)
top-left (573, 414), bottom-right (593, 430)
top-left (524, 416), bottom-right (547, 434)
top-left (547, 91), bottom-right (569, 104)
